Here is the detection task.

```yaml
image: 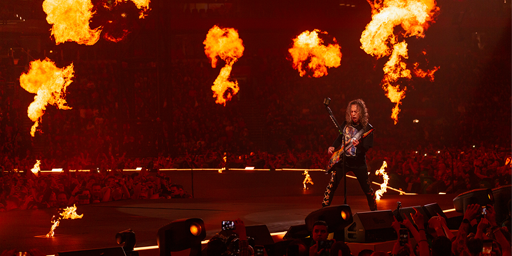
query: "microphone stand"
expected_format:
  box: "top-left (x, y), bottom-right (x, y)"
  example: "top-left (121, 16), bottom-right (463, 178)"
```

top-left (323, 98), bottom-right (347, 204)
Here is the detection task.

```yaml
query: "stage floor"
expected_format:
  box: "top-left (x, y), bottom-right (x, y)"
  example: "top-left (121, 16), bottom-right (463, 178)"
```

top-left (0, 193), bottom-right (458, 255)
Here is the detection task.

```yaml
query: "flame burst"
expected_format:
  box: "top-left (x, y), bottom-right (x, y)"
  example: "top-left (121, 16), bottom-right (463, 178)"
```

top-left (289, 30), bottom-right (342, 78)
top-left (204, 26), bottom-right (244, 106)
top-left (20, 58), bottom-right (74, 137)
top-left (46, 204), bottom-right (83, 238)
top-left (130, 0), bottom-right (151, 18)
top-left (413, 62), bottom-right (439, 81)
top-left (219, 153), bottom-right (228, 173)
top-left (103, 30), bottom-right (131, 43)
top-left (374, 161), bottom-right (389, 200)
top-left (303, 170), bottom-right (314, 190)
top-left (46, 216), bottom-right (60, 238)
top-left (111, 0), bottom-right (151, 19)
top-left (43, 0), bottom-right (102, 45)
top-left (361, 0), bottom-right (439, 124)
top-left (31, 160), bottom-right (41, 175)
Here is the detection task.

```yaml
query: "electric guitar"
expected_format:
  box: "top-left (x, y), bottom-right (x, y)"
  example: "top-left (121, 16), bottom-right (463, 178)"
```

top-left (326, 127), bottom-right (374, 173)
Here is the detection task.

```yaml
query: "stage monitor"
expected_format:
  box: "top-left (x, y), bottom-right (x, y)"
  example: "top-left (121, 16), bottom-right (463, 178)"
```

top-left (453, 188), bottom-right (494, 213)
top-left (492, 185), bottom-right (511, 225)
top-left (423, 202), bottom-right (448, 221)
top-left (399, 205), bottom-right (430, 230)
top-left (344, 210), bottom-right (396, 243)
top-left (283, 224), bottom-right (309, 240)
top-left (245, 224), bottom-right (274, 246)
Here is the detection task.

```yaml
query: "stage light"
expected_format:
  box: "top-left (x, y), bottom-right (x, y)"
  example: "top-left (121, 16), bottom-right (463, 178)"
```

top-left (116, 229), bottom-right (136, 255)
top-left (190, 223), bottom-right (201, 236)
top-left (305, 205), bottom-right (353, 234)
top-left (413, 119), bottom-right (419, 123)
top-left (157, 218), bottom-right (206, 256)
top-left (341, 210), bottom-right (348, 220)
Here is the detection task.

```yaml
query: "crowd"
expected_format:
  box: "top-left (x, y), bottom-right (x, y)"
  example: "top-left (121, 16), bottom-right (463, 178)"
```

top-left (199, 202), bottom-right (511, 256)
top-left (0, 0), bottom-right (509, 213)
top-left (0, 167), bottom-right (191, 212)
top-left (0, 42), bottom-right (510, 212)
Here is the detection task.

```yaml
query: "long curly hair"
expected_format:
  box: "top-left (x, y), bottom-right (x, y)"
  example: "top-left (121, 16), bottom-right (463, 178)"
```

top-left (345, 99), bottom-right (369, 127)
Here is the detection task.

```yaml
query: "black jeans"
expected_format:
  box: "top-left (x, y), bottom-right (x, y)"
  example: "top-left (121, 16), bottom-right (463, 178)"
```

top-left (322, 162), bottom-right (376, 210)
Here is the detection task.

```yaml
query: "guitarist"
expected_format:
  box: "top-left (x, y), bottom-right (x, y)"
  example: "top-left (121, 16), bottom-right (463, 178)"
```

top-left (322, 99), bottom-right (377, 211)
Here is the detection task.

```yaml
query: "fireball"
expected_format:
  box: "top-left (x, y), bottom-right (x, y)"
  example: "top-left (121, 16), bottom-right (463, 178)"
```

top-left (19, 58), bottom-right (74, 137)
top-left (289, 29), bottom-right (341, 78)
top-left (204, 25), bottom-right (244, 106)
top-left (43, 0), bottom-right (102, 45)
top-left (361, 0), bottom-right (440, 124)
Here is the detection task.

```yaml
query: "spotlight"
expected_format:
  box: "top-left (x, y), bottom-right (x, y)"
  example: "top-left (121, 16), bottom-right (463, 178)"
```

top-left (305, 205), bottom-right (353, 233)
top-left (189, 223), bottom-right (202, 236)
top-left (341, 210), bottom-right (348, 220)
top-left (157, 218), bottom-right (206, 256)
top-left (116, 229), bottom-right (137, 256)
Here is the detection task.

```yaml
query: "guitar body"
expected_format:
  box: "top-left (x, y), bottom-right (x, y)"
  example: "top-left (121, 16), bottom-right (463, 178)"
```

top-left (325, 128), bottom-right (373, 173)
top-left (326, 144), bottom-right (346, 172)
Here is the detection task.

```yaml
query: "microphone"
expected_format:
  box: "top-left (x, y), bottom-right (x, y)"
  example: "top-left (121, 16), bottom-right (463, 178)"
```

top-left (323, 97), bottom-right (331, 107)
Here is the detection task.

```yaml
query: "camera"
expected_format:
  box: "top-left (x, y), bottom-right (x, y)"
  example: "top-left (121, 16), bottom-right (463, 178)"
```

top-left (399, 228), bottom-right (408, 246)
top-left (222, 221), bottom-right (236, 231)
top-left (317, 240), bottom-right (333, 251)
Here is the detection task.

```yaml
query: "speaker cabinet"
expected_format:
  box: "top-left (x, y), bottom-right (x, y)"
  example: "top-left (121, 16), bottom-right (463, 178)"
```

top-left (492, 185), bottom-right (511, 225)
top-left (344, 210), bottom-right (396, 243)
top-left (399, 205), bottom-right (429, 230)
top-left (245, 225), bottom-right (274, 246)
top-left (453, 188), bottom-right (494, 213)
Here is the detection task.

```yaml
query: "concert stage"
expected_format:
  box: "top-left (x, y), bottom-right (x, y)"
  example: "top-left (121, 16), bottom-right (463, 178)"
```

top-left (0, 170), bottom-right (461, 255)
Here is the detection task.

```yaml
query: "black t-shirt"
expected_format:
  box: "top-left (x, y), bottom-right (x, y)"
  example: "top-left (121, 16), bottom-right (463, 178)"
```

top-left (331, 121), bottom-right (374, 168)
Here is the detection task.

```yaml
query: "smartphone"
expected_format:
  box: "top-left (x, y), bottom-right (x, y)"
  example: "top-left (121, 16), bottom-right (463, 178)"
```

top-left (399, 228), bottom-right (408, 246)
top-left (255, 245), bottom-right (265, 256)
top-left (482, 207), bottom-right (487, 215)
top-left (222, 220), bottom-right (235, 230)
top-left (482, 240), bottom-right (492, 255)
top-left (317, 240), bottom-right (333, 251)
